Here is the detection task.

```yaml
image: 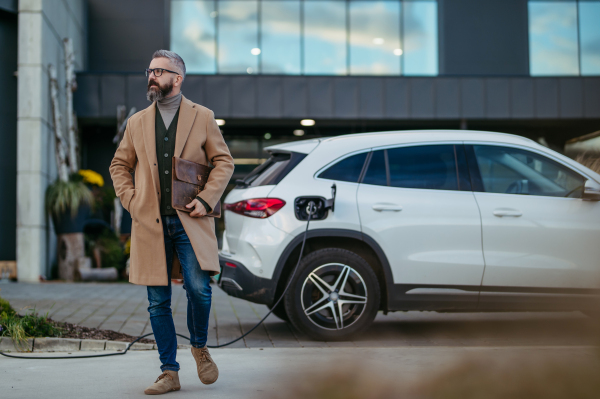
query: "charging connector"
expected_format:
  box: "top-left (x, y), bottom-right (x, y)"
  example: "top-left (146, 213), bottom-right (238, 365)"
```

top-left (294, 183), bottom-right (336, 221)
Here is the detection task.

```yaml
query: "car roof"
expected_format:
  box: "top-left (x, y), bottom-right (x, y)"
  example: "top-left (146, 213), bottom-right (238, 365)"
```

top-left (264, 130), bottom-right (538, 154)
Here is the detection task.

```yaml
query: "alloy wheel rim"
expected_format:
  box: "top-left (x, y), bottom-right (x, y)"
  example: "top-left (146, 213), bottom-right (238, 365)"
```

top-left (300, 263), bottom-right (368, 330)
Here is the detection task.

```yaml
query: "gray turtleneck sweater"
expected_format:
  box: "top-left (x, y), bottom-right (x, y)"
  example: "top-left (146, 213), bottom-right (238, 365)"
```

top-left (156, 92), bottom-right (182, 129)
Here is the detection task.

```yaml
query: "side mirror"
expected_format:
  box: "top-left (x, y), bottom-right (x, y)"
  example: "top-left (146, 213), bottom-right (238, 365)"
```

top-left (583, 184), bottom-right (600, 201)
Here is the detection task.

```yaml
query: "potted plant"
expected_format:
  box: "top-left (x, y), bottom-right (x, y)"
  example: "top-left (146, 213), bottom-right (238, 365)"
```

top-left (45, 174), bottom-right (95, 235)
top-left (45, 173), bottom-right (95, 281)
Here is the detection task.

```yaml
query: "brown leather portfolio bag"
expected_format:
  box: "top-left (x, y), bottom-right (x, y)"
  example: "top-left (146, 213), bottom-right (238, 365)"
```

top-left (171, 157), bottom-right (221, 217)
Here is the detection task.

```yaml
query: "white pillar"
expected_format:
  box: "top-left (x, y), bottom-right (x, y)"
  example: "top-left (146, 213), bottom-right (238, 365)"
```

top-left (16, 0), bottom-right (86, 282)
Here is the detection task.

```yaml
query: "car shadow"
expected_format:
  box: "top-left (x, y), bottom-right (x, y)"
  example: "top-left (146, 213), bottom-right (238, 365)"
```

top-left (348, 311), bottom-right (600, 347)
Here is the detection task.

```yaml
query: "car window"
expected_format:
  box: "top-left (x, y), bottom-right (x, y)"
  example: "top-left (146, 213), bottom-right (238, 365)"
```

top-left (238, 152), bottom-right (306, 188)
top-left (472, 145), bottom-right (585, 198)
top-left (318, 152), bottom-right (368, 183)
top-left (387, 145), bottom-right (460, 190)
top-left (362, 150), bottom-right (387, 186)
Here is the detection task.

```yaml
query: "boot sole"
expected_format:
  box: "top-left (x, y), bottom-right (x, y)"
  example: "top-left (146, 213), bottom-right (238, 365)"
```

top-left (199, 371), bottom-right (219, 385)
top-left (144, 387), bottom-right (181, 395)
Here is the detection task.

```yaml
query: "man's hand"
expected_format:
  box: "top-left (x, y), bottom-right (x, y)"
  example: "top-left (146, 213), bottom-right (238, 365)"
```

top-left (186, 199), bottom-right (207, 218)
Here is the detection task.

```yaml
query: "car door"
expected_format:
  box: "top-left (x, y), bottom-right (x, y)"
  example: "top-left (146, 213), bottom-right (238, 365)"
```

top-left (357, 143), bottom-right (485, 309)
top-left (466, 143), bottom-right (600, 294)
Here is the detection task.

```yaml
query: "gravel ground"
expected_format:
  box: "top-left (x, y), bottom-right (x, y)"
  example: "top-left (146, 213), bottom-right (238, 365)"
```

top-left (54, 320), bottom-right (156, 344)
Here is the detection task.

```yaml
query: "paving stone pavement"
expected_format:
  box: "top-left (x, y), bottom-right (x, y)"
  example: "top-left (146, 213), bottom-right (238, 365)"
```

top-left (1, 282), bottom-right (599, 349)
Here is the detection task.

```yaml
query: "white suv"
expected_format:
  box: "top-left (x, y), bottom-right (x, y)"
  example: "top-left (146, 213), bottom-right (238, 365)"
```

top-left (218, 130), bottom-right (600, 340)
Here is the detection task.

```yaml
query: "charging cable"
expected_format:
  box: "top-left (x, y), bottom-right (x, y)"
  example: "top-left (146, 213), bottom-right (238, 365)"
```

top-left (0, 202), bottom-right (317, 359)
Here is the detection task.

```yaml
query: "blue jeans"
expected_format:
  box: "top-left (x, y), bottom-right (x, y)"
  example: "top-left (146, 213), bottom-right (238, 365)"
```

top-left (147, 214), bottom-right (213, 372)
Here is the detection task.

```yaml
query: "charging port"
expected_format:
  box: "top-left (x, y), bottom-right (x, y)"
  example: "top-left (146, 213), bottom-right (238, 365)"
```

top-left (294, 197), bottom-right (328, 220)
top-left (294, 184), bottom-right (336, 221)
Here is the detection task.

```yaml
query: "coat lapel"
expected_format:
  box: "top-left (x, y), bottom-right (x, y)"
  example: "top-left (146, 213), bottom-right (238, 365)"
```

top-left (175, 95), bottom-right (198, 158)
top-left (141, 102), bottom-right (160, 194)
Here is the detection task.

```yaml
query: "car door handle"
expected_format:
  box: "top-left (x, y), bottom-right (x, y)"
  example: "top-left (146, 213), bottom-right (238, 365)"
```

top-left (372, 203), bottom-right (403, 212)
top-left (493, 209), bottom-right (522, 217)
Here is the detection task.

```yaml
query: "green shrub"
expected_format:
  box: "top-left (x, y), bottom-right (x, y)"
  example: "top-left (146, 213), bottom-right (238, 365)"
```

top-left (0, 297), bottom-right (62, 349)
top-left (0, 295), bottom-right (15, 318)
top-left (85, 229), bottom-right (126, 271)
top-left (19, 309), bottom-right (63, 338)
top-left (97, 231), bottom-right (125, 270)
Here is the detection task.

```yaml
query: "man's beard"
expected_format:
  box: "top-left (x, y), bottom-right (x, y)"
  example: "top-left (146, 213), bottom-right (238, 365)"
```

top-left (146, 78), bottom-right (174, 102)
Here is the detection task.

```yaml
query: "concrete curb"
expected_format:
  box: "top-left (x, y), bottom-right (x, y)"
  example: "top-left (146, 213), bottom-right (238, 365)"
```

top-left (0, 337), bottom-right (160, 353)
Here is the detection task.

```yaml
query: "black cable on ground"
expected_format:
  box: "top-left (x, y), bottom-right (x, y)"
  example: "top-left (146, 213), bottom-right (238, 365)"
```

top-left (0, 204), bottom-right (316, 359)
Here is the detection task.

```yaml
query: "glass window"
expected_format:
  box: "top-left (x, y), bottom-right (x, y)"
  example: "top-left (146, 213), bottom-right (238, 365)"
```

top-left (303, 1), bottom-right (347, 75)
top-left (241, 152), bottom-right (306, 187)
top-left (318, 152), bottom-right (368, 182)
top-left (261, 1), bottom-right (301, 74)
top-left (529, 1), bottom-right (579, 76)
top-left (472, 145), bottom-right (585, 197)
top-left (363, 150), bottom-right (388, 186)
top-left (349, 1), bottom-right (401, 75)
top-left (171, 0), bottom-right (217, 74)
top-left (579, 1), bottom-right (600, 76)
top-left (170, 0), bottom-right (439, 76)
top-left (218, 1), bottom-right (259, 74)
top-left (387, 145), bottom-right (459, 190)
top-left (403, 0), bottom-right (438, 76)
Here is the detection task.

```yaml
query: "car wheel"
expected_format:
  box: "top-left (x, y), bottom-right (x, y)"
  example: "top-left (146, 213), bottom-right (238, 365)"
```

top-left (284, 248), bottom-right (380, 341)
top-left (268, 301), bottom-right (289, 322)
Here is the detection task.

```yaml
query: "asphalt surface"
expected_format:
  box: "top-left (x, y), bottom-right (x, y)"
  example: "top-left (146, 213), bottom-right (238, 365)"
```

top-left (2, 282), bottom-right (599, 349)
top-left (3, 282), bottom-right (600, 398)
top-left (2, 346), bottom-right (599, 398)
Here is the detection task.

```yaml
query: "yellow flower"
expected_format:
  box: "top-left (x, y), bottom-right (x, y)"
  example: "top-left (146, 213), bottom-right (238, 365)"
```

top-left (124, 237), bottom-right (131, 255)
top-left (78, 169), bottom-right (104, 187)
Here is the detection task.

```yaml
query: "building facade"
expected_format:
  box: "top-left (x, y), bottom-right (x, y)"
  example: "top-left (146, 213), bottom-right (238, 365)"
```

top-left (2, 0), bottom-right (599, 281)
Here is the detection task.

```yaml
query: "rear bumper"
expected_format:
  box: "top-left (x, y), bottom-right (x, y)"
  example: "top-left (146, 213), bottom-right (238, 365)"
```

top-left (217, 256), bottom-right (277, 306)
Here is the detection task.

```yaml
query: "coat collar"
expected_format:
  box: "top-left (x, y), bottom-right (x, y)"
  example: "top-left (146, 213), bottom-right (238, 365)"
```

top-left (141, 94), bottom-right (198, 194)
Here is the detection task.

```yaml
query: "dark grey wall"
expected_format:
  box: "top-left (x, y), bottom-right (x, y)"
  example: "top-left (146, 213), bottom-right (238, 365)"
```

top-left (87, 0), bottom-right (167, 72)
top-left (74, 74), bottom-right (600, 121)
top-left (0, 0), bottom-right (16, 13)
top-left (438, 0), bottom-right (529, 76)
top-left (0, 9), bottom-right (17, 260)
top-left (81, 126), bottom-right (120, 190)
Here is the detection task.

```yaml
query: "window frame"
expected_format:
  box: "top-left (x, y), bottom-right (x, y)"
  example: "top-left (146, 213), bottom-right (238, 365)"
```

top-left (360, 149), bottom-right (388, 186)
top-left (464, 142), bottom-right (589, 198)
top-left (358, 142), bottom-right (472, 192)
top-left (314, 149), bottom-right (372, 184)
top-left (527, 0), bottom-right (600, 77)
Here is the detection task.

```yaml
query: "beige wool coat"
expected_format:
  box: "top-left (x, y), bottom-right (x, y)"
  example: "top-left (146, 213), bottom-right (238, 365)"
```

top-left (109, 95), bottom-right (234, 286)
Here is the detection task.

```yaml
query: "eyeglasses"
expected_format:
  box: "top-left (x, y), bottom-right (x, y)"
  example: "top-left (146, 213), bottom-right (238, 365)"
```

top-left (145, 68), bottom-right (180, 77)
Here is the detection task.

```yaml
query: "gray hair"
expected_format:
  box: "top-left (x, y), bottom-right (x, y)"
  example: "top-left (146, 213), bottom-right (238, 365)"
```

top-left (152, 50), bottom-right (186, 82)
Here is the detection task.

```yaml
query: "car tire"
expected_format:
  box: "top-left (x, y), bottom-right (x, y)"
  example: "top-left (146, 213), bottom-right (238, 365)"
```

top-left (284, 248), bottom-right (380, 341)
top-left (268, 301), bottom-right (289, 322)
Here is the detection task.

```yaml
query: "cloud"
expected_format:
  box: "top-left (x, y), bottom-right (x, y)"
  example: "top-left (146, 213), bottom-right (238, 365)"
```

top-left (531, 48), bottom-right (579, 75)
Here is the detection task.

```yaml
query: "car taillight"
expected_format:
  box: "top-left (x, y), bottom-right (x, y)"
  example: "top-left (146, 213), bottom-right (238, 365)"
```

top-left (224, 198), bottom-right (286, 219)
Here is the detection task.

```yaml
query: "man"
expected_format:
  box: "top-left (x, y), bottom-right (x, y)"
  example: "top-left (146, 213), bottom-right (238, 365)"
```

top-left (109, 50), bottom-right (234, 395)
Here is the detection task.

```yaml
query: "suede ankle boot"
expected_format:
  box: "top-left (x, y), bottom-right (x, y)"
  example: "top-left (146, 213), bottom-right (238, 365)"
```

top-left (144, 370), bottom-right (181, 395)
top-left (191, 346), bottom-right (219, 384)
